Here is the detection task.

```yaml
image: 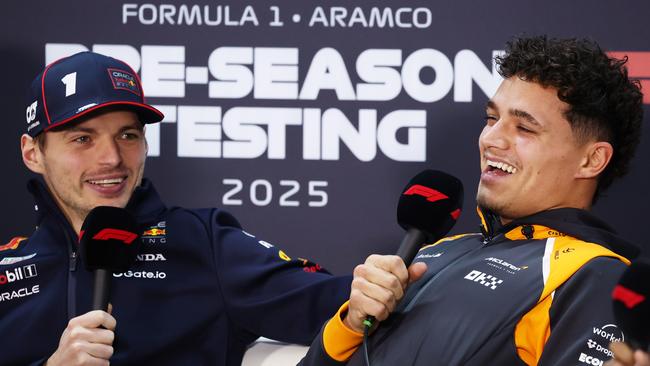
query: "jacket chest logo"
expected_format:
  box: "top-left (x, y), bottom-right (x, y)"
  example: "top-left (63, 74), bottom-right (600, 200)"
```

top-left (464, 270), bottom-right (503, 290)
top-left (142, 221), bottom-right (167, 245)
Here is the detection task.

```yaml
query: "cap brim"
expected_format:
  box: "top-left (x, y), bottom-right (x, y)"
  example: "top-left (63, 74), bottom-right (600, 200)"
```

top-left (43, 101), bottom-right (164, 133)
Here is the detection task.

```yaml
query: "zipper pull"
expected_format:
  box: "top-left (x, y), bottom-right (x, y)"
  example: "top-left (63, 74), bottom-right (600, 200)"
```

top-left (480, 224), bottom-right (491, 244)
top-left (69, 251), bottom-right (77, 271)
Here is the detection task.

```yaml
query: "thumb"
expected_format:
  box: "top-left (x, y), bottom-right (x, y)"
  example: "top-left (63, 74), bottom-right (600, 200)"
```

top-left (407, 262), bottom-right (428, 285)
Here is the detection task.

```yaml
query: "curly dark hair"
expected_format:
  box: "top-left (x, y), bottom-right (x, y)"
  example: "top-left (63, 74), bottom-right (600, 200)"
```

top-left (495, 35), bottom-right (644, 200)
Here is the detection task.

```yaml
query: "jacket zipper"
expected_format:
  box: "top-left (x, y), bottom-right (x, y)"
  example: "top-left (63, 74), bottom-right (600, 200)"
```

top-left (62, 224), bottom-right (78, 319)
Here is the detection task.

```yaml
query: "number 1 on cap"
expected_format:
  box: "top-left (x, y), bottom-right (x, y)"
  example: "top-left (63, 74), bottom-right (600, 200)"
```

top-left (61, 72), bottom-right (77, 97)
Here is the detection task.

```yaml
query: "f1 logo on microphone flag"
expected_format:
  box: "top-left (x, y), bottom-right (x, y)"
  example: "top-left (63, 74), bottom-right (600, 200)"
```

top-left (93, 228), bottom-right (138, 244)
top-left (403, 184), bottom-right (448, 202)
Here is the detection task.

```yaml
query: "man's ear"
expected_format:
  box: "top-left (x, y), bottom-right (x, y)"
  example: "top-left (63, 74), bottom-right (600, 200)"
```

top-left (21, 134), bottom-right (44, 174)
top-left (576, 141), bottom-right (613, 179)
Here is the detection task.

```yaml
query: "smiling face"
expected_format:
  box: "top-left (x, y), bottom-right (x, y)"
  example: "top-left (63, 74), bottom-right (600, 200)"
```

top-left (476, 77), bottom-right (605, 222)
top-left (21, 109), bottom-right (146, 232)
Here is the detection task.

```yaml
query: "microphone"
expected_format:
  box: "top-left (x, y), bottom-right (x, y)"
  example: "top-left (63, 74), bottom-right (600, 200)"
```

top-left (79, 206), bottom-right (141, 311)
top-left (363, 170), bottom-right (463, 330)
top-left (612, 260), bottom-right (650, 350)
top-left (395, 169), bottom-right (464, 266)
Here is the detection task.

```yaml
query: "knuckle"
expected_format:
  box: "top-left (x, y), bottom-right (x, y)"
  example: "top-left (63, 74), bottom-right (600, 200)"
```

top-left (107, 330), bottom-right (115, 344)
top-left (349, 289), bottom-right (364, 305)
top-left (353, 264), bottom-right (367, 277)
top-left (78, 353), bottom-right (91, 365)
top-left (379, 291), bottom-right (394, 307)
top-left (369, 301), bottom-right (383, 316)
top-left (351, 277), bottom-right (366, 291)
top-left (70, 342), bottom-right (85, 356)
top-left (68, 327), bottom-right (83, 340)
top-left (67, 317), bottom-right (78, 328)
top-left (71, 341), bottom-right (84, 352)
top-left (367, 254), bottom-right (380, 263)
top-left (387, 255), bottom-right (401, 264)
top-left (388, 276), bottom-right (400, 290)
top-left (371, 303), bottom-right (389, 320)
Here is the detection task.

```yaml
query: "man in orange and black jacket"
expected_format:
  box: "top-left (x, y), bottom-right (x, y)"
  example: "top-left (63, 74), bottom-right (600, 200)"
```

top-left (300, 35), bottom-right (644, 366)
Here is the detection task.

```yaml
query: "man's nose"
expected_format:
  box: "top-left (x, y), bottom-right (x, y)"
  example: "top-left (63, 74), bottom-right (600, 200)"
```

top-left (479, 119), bottom-right (510, 151)
top-left (96, 138), bottom-right (123, 167)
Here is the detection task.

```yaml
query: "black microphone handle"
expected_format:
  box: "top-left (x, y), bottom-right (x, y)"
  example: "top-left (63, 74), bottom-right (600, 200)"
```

top-left (395, 227), bottom-right (428, 266)
top-left (92, 268), bottom-right (111, 311)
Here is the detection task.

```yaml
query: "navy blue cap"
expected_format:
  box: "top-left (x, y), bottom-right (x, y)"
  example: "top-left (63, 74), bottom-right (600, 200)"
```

top-left (25, 51), bottom-right (164, 137)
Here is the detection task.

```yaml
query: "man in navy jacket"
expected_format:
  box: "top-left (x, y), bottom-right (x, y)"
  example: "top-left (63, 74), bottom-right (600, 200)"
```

top-left (1, 51), bottom-right (351, 365)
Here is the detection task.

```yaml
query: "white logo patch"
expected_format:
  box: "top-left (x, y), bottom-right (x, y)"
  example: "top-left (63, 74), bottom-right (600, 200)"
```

top-left (464, 270), bottom-right (503, 290)
top-left (0, 253), bottom-right (37, 266)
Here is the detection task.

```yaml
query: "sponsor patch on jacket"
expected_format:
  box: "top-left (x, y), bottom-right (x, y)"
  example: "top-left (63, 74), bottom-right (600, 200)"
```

top-left (0, 253), bottom-right (37, 266)
top-left (142, 222), bottom-right (166, 238)
top-left (0, 237), bottom-right (27, 252)
top-left (0, 285), bottom-right (40, 302)
top-left (142, 222), bottom-right (167, 245)
top-left (142, 228), bottom-right (166, 237)
top-left (0, 263), bottom-right (38, 284)
top-left (107, 68), bottom-right (141, 95)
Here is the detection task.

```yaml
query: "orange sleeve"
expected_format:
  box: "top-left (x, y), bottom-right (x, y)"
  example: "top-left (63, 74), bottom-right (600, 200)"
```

top-left (322, 301), bottom-right (364, 361)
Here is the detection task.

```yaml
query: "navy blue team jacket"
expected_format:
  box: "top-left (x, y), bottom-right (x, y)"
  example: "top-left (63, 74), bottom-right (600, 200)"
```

top-left (0, 178), bottom-right (352, 365)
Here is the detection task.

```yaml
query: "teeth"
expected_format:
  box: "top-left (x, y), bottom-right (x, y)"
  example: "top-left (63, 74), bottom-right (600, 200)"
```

top-left (88, 178), bottom-right (124, 185)
top-left (487, 160), bottom-right (517, 174)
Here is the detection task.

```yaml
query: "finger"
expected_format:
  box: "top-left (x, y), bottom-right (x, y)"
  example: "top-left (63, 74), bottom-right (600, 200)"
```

top-left (85, 343), bottom-right (114, 360)
top-left (365, 255), bottom-right (409, 288)
top-left (610, 342), bottom-right (634, 364)
top-left (107, 303), bottom-right (113, 315)
top-left (347, 295), bottom-right (390, 325)
top-left (66, 325), bottom-right (114, 345)
top-left (68, 311), bottom-right (116, 331)
top-left (352, 276), bottom-right (399, 313)
top-left (408, 262), bottom-right (428, 284)
top-left (354, 263), bottom-right (404, 301)
top-left (86, 328), bottom-right (115, 345)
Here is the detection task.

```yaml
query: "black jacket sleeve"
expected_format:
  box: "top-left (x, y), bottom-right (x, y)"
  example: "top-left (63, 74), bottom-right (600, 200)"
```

top-left (538, 256), bottom-right (626, 365)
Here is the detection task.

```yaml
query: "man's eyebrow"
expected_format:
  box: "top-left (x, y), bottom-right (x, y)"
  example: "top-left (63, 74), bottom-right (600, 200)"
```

top-left (486, 100), bottom-right (542, 127)
top-left (120, 121), bottom-right (144, 132)
top-left (510, 108), bottom-right (541, 126)
top-left (60, 126), bottom-right (95, 135)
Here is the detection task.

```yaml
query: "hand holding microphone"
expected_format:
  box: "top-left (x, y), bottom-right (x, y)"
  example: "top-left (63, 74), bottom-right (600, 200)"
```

top-left (47, 207), bottom-right (141, 366)
top-left (343, 170), bottom-right (463, 333)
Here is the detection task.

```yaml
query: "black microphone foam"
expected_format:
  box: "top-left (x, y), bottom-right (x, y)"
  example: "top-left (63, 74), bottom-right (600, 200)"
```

top-left (395, 170), bottom-right (464, 265)
top-left (80, 206), bottom-right (141, 310)
top-left (612, 260), bottom-right (650, 350)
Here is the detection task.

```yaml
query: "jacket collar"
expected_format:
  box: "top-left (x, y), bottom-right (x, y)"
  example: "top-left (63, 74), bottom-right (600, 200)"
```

top-left (27, 177), bottom-right (166, 230)
top-left (476, 206), bottom-right (639, 260)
